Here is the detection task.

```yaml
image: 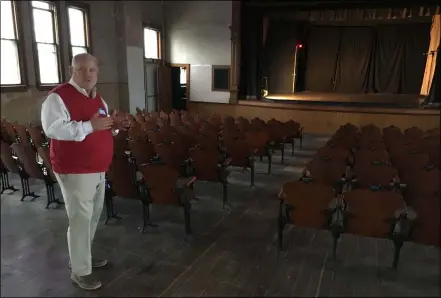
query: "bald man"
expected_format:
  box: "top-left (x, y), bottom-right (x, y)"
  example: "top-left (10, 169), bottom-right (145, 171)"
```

top-left (41, 53), bottom-right (129, 290)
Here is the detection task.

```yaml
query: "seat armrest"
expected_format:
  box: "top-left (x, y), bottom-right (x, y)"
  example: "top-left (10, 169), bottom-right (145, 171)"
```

top-left (223, 158), bottom-right (232, 167)
top-left (186, 176), bottom-right (196, 187)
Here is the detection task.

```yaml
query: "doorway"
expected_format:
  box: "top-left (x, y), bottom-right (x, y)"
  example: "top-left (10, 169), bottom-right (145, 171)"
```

top-left (171, 64), bottom-right (190, 111)
top-left (144, 62), bottom-right (158, 112)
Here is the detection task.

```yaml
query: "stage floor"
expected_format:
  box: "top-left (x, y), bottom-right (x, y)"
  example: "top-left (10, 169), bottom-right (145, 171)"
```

top-left (264, 92), bottom-right (424, 108)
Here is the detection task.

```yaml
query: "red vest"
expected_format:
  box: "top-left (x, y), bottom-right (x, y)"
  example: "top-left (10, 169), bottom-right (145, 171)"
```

top-left (49, 83), bottom-right (114, 174)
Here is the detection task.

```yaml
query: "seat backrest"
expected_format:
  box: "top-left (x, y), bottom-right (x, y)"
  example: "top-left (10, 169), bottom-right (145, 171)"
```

top-left (14, 124), bottom-right (30, 146)
top-left (11, 143), bottom-right (43, 179)
top-left (305, 159), bottom-right (347, 186)
top-left (2, 121), bottom-right (18, 142)
top-left (0, 141), bottom-right (19, 173)
top-left (281, 181), bottom-right (335, 208)
top-left (316, 146), bottom-right (350, 163)
top-left (127, 139), bottom-right (156, 166)
top-left (107, 155), bottom-right (141, 199)
top-left (352, 164), bottom-right (398, 188)
top-left (128, 124), bottom-right (147, 140)
top-left (190, 147), bottom-right (220, 170)
top-left (391, 153), bottom-right (429, 171)
top-left (36, 147), bottom-right (57, 182)
top-left (354, 149), bottom-right (390, 165)
top-left (147, 130), bottom-right (168, 146)
top-left (139, 163), bottom-right (181, 204)
top-left (402, 168), bottom-right (440, 198)
top-left (27, 126), bottom-right (47, 148)
top-left (245, 130), bottom-right (270, 151)
top-left (196, 135), bottom-right (219, 151)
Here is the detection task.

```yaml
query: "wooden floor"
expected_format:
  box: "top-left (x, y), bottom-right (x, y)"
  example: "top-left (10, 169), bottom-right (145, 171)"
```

top-left (1, 135), bottom-right (440, 297)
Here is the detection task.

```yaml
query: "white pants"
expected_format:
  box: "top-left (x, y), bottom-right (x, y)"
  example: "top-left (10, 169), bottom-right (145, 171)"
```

top-left (54, 172), bottom-right (106, 276)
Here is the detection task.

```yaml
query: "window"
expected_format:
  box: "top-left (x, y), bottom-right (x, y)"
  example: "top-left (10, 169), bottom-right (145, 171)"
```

top-left (180, 67), bottom-right (187, 85)
top-left (211, 66), bottom-right (230, 92)
top-left (1, 0), bottom-right (23, 86)
top-left (143, 27), bottom-right (160, 59)
top-left (67, 4), bottom-right (90, 62)
top-left (31, 1), bottom-right (61, 85)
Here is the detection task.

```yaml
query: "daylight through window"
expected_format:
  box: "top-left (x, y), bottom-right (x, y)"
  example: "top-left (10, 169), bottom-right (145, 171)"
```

top-left (144, 28), bottom-right (160, 59)
top-left (1, 0), bottom-right (22, 85)
top-left (31, 0), bottom-right (61, 85)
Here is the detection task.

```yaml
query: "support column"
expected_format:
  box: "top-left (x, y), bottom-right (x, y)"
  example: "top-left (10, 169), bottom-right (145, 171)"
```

top-left (229, 1), bottom-right (241, 104)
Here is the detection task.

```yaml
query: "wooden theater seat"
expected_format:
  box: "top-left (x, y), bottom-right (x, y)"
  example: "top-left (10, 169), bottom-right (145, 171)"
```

top-left (10, 143), bottom-right (42, 201)
top-left (0, 141), bottom-right (19, 194)
top-left (343, 188), bottom-right (414, 270)
top-left (303, 159), bottom-right (348, 193)
top-left (391, 153), bottom-right (430, 172)
top-left (105, 154), bottom-right (142, 225)
top-left (2, 120), bottom-right (19, 143)
top-left (315, 146), bottom-right (351, 164)
top-left (222, 138), bottom-right (255, 187)
top-left (353, 149), bottom-right (390, 166)
top-left (14, 124), bottom-right (31, 146)
top-left (350, 164), bottom-right (398, 190)
top-left (410, 198), bottom-right (440, 247)
top-left (399, 168), bottom-right (440, 203)
top-left (189, 147), bottom-right (231, 209)
top-left (277, 181), bottom-right (338, 253)
top-left (36, 147), bottom-right (63, 208)
top-left (266, 119), bottom-right (286, 163)
top-left (155, 142), bottom-right (192, 177)
top-left (138, 162), bottom-right (196, 236)
top-left (27, 125), bottom-right (48, 149)
top-left (284, 120), bottom-right (303, 152)
top-left (127, 139), bottom-right (156, 168)
top-left (246, 130), bottom-right (272, 174)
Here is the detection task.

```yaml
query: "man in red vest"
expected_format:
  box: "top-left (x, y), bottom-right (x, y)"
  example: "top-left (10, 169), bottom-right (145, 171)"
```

top-left (41, 53), bottom-right (129, 290)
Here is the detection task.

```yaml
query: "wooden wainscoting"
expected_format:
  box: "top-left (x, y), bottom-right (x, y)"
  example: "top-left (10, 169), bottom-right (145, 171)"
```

top-left (188, 100), bottom-right (440, 134)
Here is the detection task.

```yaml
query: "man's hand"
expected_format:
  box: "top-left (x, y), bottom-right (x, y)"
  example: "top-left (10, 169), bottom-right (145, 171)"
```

top-left (110, 110), bottom-right (130, 131)
top-left (90, 111), bottom-right (114, 131)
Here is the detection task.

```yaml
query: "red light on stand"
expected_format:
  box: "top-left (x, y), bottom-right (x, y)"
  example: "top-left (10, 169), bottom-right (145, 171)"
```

top-left (297, 44), bottom-right (303, 49)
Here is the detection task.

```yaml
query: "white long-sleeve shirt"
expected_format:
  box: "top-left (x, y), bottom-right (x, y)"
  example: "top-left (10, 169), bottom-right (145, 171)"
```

top-left (41, 79), bottom-right (117, 142)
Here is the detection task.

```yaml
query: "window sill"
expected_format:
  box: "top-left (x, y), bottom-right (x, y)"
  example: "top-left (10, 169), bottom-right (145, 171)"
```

top-left (144, 58), bottom-right (162, 64)
top-left (36, 84), bottom-right (60, 92)
top-left (0, 85), bottom-right (29, 93)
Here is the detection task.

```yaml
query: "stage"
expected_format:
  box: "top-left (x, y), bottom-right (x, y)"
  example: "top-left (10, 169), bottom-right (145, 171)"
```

top-left (263, 92), bottom-right (425, 109)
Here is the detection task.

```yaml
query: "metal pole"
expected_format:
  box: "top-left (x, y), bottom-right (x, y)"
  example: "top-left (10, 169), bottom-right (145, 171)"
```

top-left (292, 46), bottom-right (299, 93)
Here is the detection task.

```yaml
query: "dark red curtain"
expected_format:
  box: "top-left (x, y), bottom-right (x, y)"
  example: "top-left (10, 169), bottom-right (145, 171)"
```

top-left (334, 27), bottom-right (375, 93)
top-left (304, 26), bottom-right (341, 92)
top-left (265, 22), bottom-right (431, 94)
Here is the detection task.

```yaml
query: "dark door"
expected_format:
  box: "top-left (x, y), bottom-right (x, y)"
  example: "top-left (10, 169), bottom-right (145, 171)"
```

top-left (171, 67), bottom-right (187, 111)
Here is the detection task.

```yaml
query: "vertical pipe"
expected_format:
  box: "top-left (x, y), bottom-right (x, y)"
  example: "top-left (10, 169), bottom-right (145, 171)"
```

top-left (292, 46), bottom-right (299, 93)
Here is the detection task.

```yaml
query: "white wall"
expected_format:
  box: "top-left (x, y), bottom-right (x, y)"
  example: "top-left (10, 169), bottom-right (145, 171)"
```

top-left (165, 1), bottom-right (232, 103)
top-left (123, 1), bottom-right (164, 112)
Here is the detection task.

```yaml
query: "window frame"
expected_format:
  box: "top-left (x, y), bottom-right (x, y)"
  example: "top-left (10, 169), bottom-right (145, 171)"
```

top-left (211, 65), bottom-right (231, 92)
top-left (66, 1), bottom-right (92, 65)
top-left (29, 0), bottom-right (65, 91)
top-left (142, 24), bottom-right (161, 61)
top-left (1, 0), bottom-right (29, 92)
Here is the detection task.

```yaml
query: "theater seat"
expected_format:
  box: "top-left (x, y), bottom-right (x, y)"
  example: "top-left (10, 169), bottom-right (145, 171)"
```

top-left (189, 147), bottom-right (231, 209)
top-left (343, 189), bottom-right (414, 270)
top-left (138, 162), bottom-right (196, 237)
top-left (0, 141), bottom-right (19, 194)
top-left (277, 181), bottom-right (340, 255)
top-left (10, 143), bottom-right (41, 201)
top-left (36, 147), bottom-right (64, 208)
